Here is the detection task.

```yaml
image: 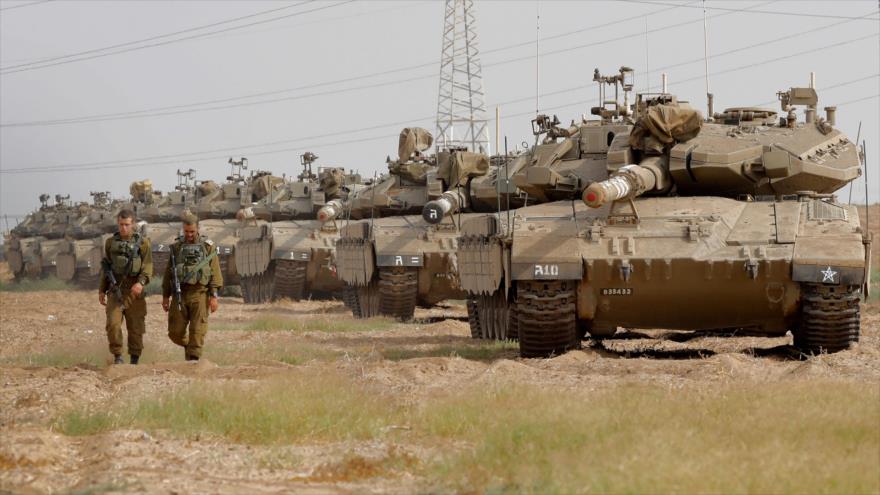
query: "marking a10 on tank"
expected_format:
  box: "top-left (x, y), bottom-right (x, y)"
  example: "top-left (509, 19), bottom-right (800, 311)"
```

top-left (458, 69), bottom-right (870, 358)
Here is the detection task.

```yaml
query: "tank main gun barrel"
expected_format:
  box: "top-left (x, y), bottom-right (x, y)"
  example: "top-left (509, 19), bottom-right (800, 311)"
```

top-left (422, 189), bottom-right (468, 224)
top-left (317, 199), bottom-right (345, 223)
top-left (582, 156), bottom-right (670, 208)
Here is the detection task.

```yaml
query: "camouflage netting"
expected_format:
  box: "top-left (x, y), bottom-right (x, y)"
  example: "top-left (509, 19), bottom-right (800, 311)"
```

top-left (197, 180), bottom-right (219, 197)
top-left (438, 151), bottom-right (489, 188)
top-left (630, 105), bottom-right (703, 154)
top-left (319, 168), bottom-right (346, 199)
top-left (398, 127), bottom-right (433, 161)
top-left (389, 161), bottom-right (433, 184)
top-left (129, 180), bottom-right (153, 203)
top-left (249, 175), bottom-right (283, 201)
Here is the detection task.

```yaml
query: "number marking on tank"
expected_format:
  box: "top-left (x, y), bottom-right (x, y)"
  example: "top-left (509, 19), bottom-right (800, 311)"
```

top-left (534, 264), bottom-right (559, 277)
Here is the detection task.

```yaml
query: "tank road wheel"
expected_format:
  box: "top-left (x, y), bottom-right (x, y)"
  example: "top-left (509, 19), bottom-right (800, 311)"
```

top-left (75, 268), bottom-right (101, 289)
top-left (516, 280), bottom-right (578, 358)
top-left (378, 267), bottom-right (418, 321)
top-left (274, 260), bottom-right (307, 301)
top-left (466, 297), bottom-right (482, 339)
top-left (794, 283), bottom-right (861, 354)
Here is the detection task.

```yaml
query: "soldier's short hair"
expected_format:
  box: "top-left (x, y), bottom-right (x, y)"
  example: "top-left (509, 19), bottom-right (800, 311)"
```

top-left (117, 209), bottom-right (135, 220)
top-left (181, 212), bottom-right (199, 226)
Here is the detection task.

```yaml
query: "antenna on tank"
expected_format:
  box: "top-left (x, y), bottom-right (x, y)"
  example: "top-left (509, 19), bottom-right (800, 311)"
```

top-left (702, 0), bottom-right (713, 120)
top-left (535, 1), bottom-right (540, 116)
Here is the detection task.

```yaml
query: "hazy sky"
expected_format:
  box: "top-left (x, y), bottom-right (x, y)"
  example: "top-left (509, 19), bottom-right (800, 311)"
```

top-left (1, 0), bottom-right (878, 226)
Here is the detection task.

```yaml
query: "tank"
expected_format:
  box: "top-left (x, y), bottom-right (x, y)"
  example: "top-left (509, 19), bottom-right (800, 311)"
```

top-left (234, 152), bottom-right (363, 302)
top-left (335, 110), bottom-right (631, 321)
top-left (140, 160), bottom-right (281, 286)
top-left (54, 191), bottom-right (132, 287)
top-left (4, 194), bottom-right (80, 280)
top-left (458, 80), bottom-right (869, 356)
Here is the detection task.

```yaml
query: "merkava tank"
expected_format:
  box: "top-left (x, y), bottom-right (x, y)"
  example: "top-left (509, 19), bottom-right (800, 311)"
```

top-left (234, 152), bottom-right (363, 303)
top-left (54, 191), bottom-right (132, 287)
top-left (5, 194), bottom-right (67, 280)
top-left (333, 120), bottom-right (614, 321)
top-left (458, 81), bottom-right (869, 357)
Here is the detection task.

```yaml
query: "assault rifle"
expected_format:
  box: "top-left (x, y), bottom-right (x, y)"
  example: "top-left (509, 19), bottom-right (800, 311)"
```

top-left (169, 249), bottom-right (183, 311)
top-left (100, 258), bottom-right (127, 309)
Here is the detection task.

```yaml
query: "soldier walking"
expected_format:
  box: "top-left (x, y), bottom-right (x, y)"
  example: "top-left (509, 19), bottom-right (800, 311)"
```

top-left (161, 213), bottom-right (223, 361)
top-left (99, 209), bottom-right (152, 365)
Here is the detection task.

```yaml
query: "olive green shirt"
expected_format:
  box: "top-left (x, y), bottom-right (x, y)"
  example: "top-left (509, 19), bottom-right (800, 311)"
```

top-left (99, 234), bottom-right (153, 293)
top-left (162, 234), bottom-right (224, 297)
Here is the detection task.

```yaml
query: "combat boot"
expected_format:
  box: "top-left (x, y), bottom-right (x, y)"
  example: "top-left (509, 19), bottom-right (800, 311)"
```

top-left (130, 355), bottom-right (140, 365)
top-left (185, 354), bottom-right (199, 362)
top-left (113, 355), bottom-right (124, 365)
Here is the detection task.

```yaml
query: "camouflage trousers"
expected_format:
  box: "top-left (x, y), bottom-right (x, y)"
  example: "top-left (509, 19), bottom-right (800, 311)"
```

top-left (168, 288), bottom-right (210, 358)
top-left (105, 288), bottom-right (147, 356)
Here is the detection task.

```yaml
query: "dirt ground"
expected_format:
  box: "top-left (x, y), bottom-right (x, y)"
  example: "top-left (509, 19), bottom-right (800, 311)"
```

top-left (1, 262), bottom-right (879, 493)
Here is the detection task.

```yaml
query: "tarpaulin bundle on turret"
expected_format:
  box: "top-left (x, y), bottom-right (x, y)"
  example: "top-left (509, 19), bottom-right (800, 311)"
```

top-left (629, 105), bottom-right (703, 154)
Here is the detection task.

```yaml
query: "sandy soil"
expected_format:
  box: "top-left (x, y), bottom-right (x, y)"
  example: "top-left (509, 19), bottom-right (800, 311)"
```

top-left (1, 264), bottom-right (879, 493)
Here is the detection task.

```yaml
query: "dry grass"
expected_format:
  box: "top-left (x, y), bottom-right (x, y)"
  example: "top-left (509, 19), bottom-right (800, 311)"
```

top-left (0, 276), bottom-right (75, 292)
top-left (382, 341), bottom-right (518, 362)
top-left (54, 372), bottom-right (880, 494)
top-left (213, 314), bottom-right (396, 333)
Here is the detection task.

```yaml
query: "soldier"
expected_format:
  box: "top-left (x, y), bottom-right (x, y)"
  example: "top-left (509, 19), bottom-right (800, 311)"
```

top-left (99, 209), bottom-right (152, 365)
top-left (161, 213), bottom-right (223, 361)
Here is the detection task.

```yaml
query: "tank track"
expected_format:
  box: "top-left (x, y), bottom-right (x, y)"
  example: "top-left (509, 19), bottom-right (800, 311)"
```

top-left (343, 280), bottom-right (380, 319)
top-left (516, 280), bottom-right (578, 358)
top-left (794, 283), bottom-right (861, 354)
top-left (152, 252), bottom-right (170, 279)
top-left (378, 267), bottom-right (418, 321)
top-left (273, 260), bottom-right (307, 301)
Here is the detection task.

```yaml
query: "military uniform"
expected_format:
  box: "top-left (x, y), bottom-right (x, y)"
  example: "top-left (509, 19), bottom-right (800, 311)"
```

top-left (100, 233), bottom-right (153, 361)
top-left (162, 234), bottom-right (223, 360)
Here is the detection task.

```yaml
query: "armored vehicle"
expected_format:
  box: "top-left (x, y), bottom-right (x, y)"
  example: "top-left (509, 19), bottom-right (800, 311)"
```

top-left (235, 152), bottom-right (362, 302)
top-left (55, 191), bottom-right (132, 287)
top-left (5, 194), bottom-right (81, 280)
top-left (458, 82), bottom-right (869, 356)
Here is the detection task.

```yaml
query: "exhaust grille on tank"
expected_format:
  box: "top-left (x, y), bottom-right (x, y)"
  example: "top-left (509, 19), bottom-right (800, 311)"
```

top-left (808, 200), bottom-right (847, 221)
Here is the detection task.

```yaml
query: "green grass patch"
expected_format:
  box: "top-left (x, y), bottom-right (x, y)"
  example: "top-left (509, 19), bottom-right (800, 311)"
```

top-left (382, 341), bottom-right (518, 362)
top-left (214, 315), bottom-right (396, 333)
top-left (54, 377), bottom-right (880, 493)
top-left (0, 276), bottom-right (74, 292)
top-left (56, 371), bottom-right (399, 444)
top-left (0, 342), bottom-right (108, 368)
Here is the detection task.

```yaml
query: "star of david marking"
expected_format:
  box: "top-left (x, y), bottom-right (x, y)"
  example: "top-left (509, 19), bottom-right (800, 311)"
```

top-left (820, 266), bottom-right (838, 283)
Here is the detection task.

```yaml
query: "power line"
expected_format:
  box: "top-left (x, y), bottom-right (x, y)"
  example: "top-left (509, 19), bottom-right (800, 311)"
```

top-left (0, 0), bottom-right (51, 12)
top-left (0, 0), bottom-right (778, 127)
top-left (0, 1), bottom-right (354, 75)
top-left (0, 2), bottom-right (308, 71)
top-left (622, 0), bottom-right (880, 21)
top-left (0, 2), bottom-right (427, 66)
top-left (4, 30), bottom-right (876, 173)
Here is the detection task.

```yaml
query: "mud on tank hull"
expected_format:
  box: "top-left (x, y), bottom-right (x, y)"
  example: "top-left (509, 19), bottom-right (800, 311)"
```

top-left (459, 197), bottom-right (868, 356)
top-left (235, 220), bottom-right (343, 303)
top-left (335, 215), bottom-right (466, 320)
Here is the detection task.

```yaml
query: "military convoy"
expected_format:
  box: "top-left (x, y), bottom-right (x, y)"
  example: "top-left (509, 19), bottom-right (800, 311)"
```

top-left (4, 67), bottom-right (869, 357)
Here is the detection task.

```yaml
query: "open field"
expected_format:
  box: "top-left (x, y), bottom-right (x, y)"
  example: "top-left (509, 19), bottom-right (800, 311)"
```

top-left (1, 260), bottom-right (879, 493)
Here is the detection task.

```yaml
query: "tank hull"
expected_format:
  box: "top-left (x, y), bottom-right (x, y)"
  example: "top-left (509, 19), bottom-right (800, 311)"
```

top-left (458, 197), bottom-right (868, 354)
top-left (336, 215), bottom-right (467, 320)
top-left (235, 220), bottom-right (343, 302)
